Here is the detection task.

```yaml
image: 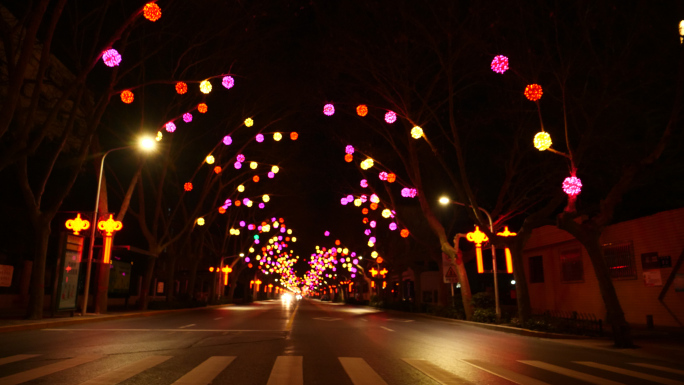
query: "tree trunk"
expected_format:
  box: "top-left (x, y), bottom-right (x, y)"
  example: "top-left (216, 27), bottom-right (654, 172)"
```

top-left (94, 259), bottom-right (110, 314)
top-left (137, 256), bottom-right (156, 310)
top-left (165, 254), bottom-right (177, 303)
top-left (509, 242), bottom-right (532, 323)
top-left (443, 244), bottom-right (473, 320)
top-left (26, 219), bottom-right (51, 319)
top-left (558, 215), bottom-right (633, 348)
top-left (186, 257), bottom-right (200, 299)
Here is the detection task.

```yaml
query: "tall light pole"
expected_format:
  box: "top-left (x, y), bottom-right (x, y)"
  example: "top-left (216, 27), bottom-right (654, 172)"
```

top-left (439, 196), bottom-right (501, 321)
top-left (81, 137), bottom-right (156, 316)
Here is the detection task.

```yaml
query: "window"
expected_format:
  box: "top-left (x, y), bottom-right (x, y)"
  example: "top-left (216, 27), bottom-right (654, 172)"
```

top-left (529, 256), bottom-right (544, 283)
top-left (560, 248), bottom-right (583, 282)
top-left (603, 242), bottom-right (637, 279)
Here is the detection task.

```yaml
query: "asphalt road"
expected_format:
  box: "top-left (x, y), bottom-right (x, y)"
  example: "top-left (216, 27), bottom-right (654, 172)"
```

top-left (0, 299), bottom-right (683, 384)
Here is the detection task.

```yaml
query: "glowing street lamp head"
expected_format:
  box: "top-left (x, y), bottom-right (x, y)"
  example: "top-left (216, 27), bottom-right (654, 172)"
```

top-left (438, 196), bottom-right (450, 205)
top-left (139, 137), bottom-right (156, 151)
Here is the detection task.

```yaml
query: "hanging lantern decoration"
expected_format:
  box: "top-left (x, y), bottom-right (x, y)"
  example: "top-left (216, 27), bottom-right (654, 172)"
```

top-left (184, 182), bottom-right (193, 191)
top-left (370, 202), bottom-right (378, 210)
top-left (237, 184), bottom-right (245, 192)
top-left (206, 155), bottom-right (215, 164)
top-left (262, 194), bottom-right (270, 202)
top-left (214, 166), bottom-right (222, 174)
top-left (490, 55), bottom-right (509, 74)
top-left (524, 84), bottom-right (543, 101)
top-left (360, 179), bottom-right (368, 188)
top-left (236, 154), bottom-right (245, 163)
top-left (250, 161), bottom-right (258, 169)
top-left (102, 49), bottom-right (121, 67)
top-left (533, 131), bottom-right (552, 151)
top-left (345, 145), bottom-right (355, 154)
top-left (381, 209), bottom-right (391, 218)
top-left (370, 194), bottom-right (379, 203)
top-left (268, 171), bottom-right (275, 178)
top-left (196, 217), bottom-right (205, 226)
top-left (120, 90), bottom-right (134, 104)
top-left (253, 175), bottom-right (260, 183)
top-left (165, 122), bottom-right (176, 133)
top-left (218, 207), bottom-right (226, 214)
top-left (273, 132), bottom-right (283, 141)
top-left (290, 132), bottom-right (298, 140)
top-left (401, 188), bottom-right (417, 198)
top-left (256, 134), bottom-right (264, 143)
top-left (411, 126), bottom-right (423, 139)
top-left (143, 2), bottom-right (162, 21)
top-left (362, 208), bottom-right (369, 215)
top-left (224, 199), bottom-right (232, 207)
top-left (323, 104), bottom-right (335, 116)
top-left (387, 173), bottom-right (396, 183)
top-left (271, 165), bottom-right (280, 173)
top-left (199, 80), bottom-right (212, 94)
top-left (379, 172), bottom-right (388, 181)
top-left (562, 175), bottom-right (583, 196)
top-left (389, 223), bottom-right (398, 231)
top-left (344, 154), bottom-right (353, 162)
top-left (384, 111), bottom-right (397, 124)
top-left (400, 229), bottom-right (409, 238)
top-left (245, 118), bottom-right (254, 127)
top-left (223, 135), bottom-right (232, 145)
top-left (357, 105), bottom-right (368, 117)
top-left (198, 103), bottom-right (208, 113)
top-left (496, 226), bottom-right (517, 274)
top-left (234, 161), bottom-right (242, 169)
top-left (183, 113), bottom-right (192, 123)
top-left (466, 226), bottom-right (488, 273)
top-left (222, 76), bottom-right (235, 89)
top-left (175, 82), bottom-right (188, 94)
top-left (360, 158), bottom-right (374, 170)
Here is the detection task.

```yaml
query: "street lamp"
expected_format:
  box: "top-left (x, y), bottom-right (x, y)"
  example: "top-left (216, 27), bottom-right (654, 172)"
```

top-left (439, 196), bottom-right (501, 321)
top-left (81, 137), bottom-right (156, 315)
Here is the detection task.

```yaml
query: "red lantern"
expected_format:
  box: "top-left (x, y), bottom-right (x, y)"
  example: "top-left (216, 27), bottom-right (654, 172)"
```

top-left (214, 166), bottom-right (222, 174)
top-left (197, 103), bottom-right (208, 113)
top-left (175, 82), bottom-right (187, 94)
top-left (184, 182), bottom-right (193, 191)
top-left (400, 229), bottom-right (409, 238)
top-left (370, 202), bottom-right (378, 210)
top-left (290, 132), bottom-right (299, 140)
top-left (253, 175), bottom-right (260, 183)
top-left (120, 90), bottom-right (134, 104)
top-left (143, 3), bottom-right (162, 22)
top-left (524, 84), bottom-right (543, 101)
top-left (362, 208), bottom-right (369, 215)
top-left (387, 173), bottom-right (396, 183)
top-left (356, 105), bottom-right (368, 117)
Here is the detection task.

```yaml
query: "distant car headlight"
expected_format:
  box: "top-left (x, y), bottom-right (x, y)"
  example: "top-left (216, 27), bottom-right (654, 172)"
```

top-left (281, 293), bottom-right (293, 302)
top-left (296, 294), bottom-right (302, 300)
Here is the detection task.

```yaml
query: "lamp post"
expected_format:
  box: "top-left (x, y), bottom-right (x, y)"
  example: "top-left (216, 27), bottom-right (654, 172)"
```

top-left (439, 196), bottom-right (501, 321)
top-left (81, 137), bottom-right (155, 316)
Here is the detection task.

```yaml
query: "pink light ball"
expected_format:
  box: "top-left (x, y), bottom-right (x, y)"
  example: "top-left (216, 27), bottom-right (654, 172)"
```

top-left (345, 145), bottom-right (354, 154)
top-left (102, 49), bottom-right (121, 67)
top-left (341, 198), bottom-right (349, 205)
top-left (401, 188), bottom-right (418, 198)
top-left (389, 223), bottom-right (397, 231)
top-left (237, 154), bottom-right (245, 162)
top-left (165, 122), bottom-right (176, 132)
top-left (183, 113), bottom-right (192, 123)
top-left (364, 229), bottom-right (371, 236)
top-left (370, 221), bottom-right (376, 228)
top-left (256, 134), bottom-right (264, 143)
top-left (268, 171), bottom-right (275, 178)
top-left (323, 104), bottom-right (335, 116)
top-left (234, 161), bottom-right (242, 169)
top-left (562, 175), bottom-right (582, 196)
top-left (491, 55), bottom-right (509, 74)
top-left (360, 179), bottom-right (368, 188)
top-left (222, 76), bottom-right (235, 89)
top-left (239, 221), bottom-right (246, 227)
top-left (384, 111), bottom-right (397, 124)
top-left (379, 172), bottom-right (388, 181)
top-left (324, 231), bottom-right (330, 236)
top-left (223, 135), bottom-right (232, 145)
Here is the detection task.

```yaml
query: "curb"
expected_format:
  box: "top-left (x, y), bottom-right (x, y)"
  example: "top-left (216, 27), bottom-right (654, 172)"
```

top-left (0, 304), bottom-right (234, 333)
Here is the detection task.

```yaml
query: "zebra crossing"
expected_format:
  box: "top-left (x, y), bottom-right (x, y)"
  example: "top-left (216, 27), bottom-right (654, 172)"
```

top-left (1, 353), bottom-right (683, 384)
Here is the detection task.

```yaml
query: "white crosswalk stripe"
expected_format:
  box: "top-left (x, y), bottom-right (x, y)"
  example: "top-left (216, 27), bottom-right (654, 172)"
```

top-left (402, 359), bottom-right (469, 384)
top-left (79, 355), bottom-right (172, 385)
top-left (518, 360), bottom-right (623, 385)
top-left (170, 356), bottom-right (235, 385)
top-left (575, 361), bottom-right (684, 385)
top-left (339, 357), bottom-right (388, 385)
top-left (0, 355), bottom-right (103, 385)
top-left (461, 358), bottom-right (551, 385)
top-left (631, 363), bottom-right (684, 376)
top-left (0, 356), bottom-right (40, 367)
top-left (267, 356), bottom-right (303, 385)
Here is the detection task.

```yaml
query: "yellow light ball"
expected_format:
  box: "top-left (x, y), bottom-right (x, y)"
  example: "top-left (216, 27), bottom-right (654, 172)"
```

top-left (382, 209), bottom-right (391, 218)
top-left (354, 199), bottom-right (362, 207)
top-left (262, 194), bottom-right (270, 202)
top-left (287, 229), bottom-right (292, 234)
top-left (196, 217), bottom-right (205, 226)
top-left (199, 80), bottom-right (212, 94)
top-left (246, 200), bottom-right (253, 207)
top-left (292, 237), bottom-right (297, 242)
top-left (237, 184), bottom-right (245, 192)
top-left (371, 251), bottom-right (378, 258)
top-left (271, 165), bottom-right (280, 173)
top-left (250, 161), bottom-right (258, 169)
top-left (244, 118), bottom-right (254, 127)
top-left (156, 131), bottom-right (163, 141)
top-left (360, 158), bottom-right (374, 170)
top-left (206, 155), bottom-right (215, 164)
top-left (273, 132), bottom-right (282, 141)
top-left (249, 247), bottom-right (255, 253)
top-left (533, 131), bottom-right (552, 151)
top-left (367, 240), bottom-right (375, 247)
top-left (411, 126), bottom-right (423, 139)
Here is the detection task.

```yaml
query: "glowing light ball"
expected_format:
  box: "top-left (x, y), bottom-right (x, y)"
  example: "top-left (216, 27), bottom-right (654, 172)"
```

top-left (121, 90), bottom-right (134, 104)
top-left (237, 154), bottom-right (245, 162)
top-left (245, 118), bottom-right (254, 127)
top-left (384, 111), bottom-right (397, 124)
top-left (345, 145), bottom-right (355, 154)
top-left (262, 194), bottom-right (270, 202)
top-left (533, 131), bottom-right (552, 151)
top-left (224, 199), bottom-right (232, 207)
top-left (183, 113), bottom-right (192, 123)
top-left (362, 208), bottom-right (369, 214)
top-left (214, 166), bottom-right (222, 174)
top-left (256, 134), bottom-right (264, 143)
top-left (344, 154), bottom-right (353, 162)
top-left (165, 122), bottom-right (176, 132)
top-left (143, 3), bottom-right (162, 21)
top-left (102, 49), bottom-right (121, 67)
top-left (411, 126), bottom-right (423, 139)
top-left (271, 165), bottom-right (280, 173)
top-left (356, 105), bottom-right (368, 117)
top-left (218, 207), bottom-right (226, 214)
top-left (250, 161), bottom-right (258, 169)
top-left (370, 194), bottom-right (379, 203)
top-left (370, 221), bottom-right (376, 228)
top-left (360, 158), bottom-right (374, 170)
top-left (175, 82), bottom-right (187, 94)
top-left (259, 203), bottom-right (265, 209)
top-left (273, 132), bottom-right (282, 141)
top-left (199, 80), bottom-right (212, 94)
top-left (346, 194), bottom-right (354, 201)
top-left (206, 155), bottom-right (215, 164)
top-left (364, 229), bottom-right (371, 236)
top-left (386, 173), bottom-right (397, 183)
top-left (323, 104), bottom-right (335, 116)
top-left (382, 209), bottom-right (391, 218)
top-left (198, 103), bottom-right (208, 113)
top-left (290, 132), bottom-right (298, 140)
top-left (237, 184), bottom-right (245, 192)
top-left (524, 84), bottom-right (543, 101)
top-left (243, 198), bottom-right (250, 206)
top-left (223, 135), bottom-right (232, 145)
top-left (268, 171), bottom-right (275, 178)
top-left (401, 188), bottom-right (418, 198)
top-left (491, 55), bottom-right (509, 74)
top-left (360, 179), bottom-right (368, 188)
top-left (324, 231), bottom-right (330, 236)
top-left (360, 195), bottom-right (368, 203)
top-left (363, 217), bottom-right (369, 224)
top-left (253, 175), bottom-right (260, 183)
top-left (222, 76), bottom-right (234, 89)
top-left (354, 199), bottom-right (362, 207)
top-left (234, 200), bottom-right (241, 206)
top-left (400, 229), bottom-right (409, 238)
top-left (379, 172), bottom-right (388, 181)
top-left (562, 175), bottom-right (582, 196)
top-left (369, 236), bottom-right (376, 243)
top-left (184, 182), bottom-right (193, 191)
top-left (240, 221), bottom-right (246, 227)
top-left (197, 217), bottom-right (205, 226)
top-left (389, 223), bottom-right (398, 231)
top-left (156, 131), bottom-right (163, 141)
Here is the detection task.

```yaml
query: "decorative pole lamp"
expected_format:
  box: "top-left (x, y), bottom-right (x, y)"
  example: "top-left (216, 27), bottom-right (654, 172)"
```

top-left (97, 214), bottom-right (123, 264)
top-left (81, 136), bottom-right (155, 316)
top-left (496, 226), bottom-right (517, 274)
top-left (65, 214), bottom-right (90, 236)
top-left (466, 226), bottom-right (488, 274)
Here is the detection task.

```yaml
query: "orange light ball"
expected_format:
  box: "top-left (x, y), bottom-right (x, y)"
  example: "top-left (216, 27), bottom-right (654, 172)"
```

top-left (362, 208), bottom-right (369, 215)
top-left (344, 154), bottom-right (353, 162)
top-left (143, 3), bottom-right (161, 22)
top-left (357, 105), bottom-right (368, 117)
top-left (175, 82), bottom-right (187, 94)
top-left (218, 207), bottom-right (226, 214)
top-left (524, 84), bottom-right (543, 101)
top-left (290, 132), bottom-right (298, 140)
top-left (214, 166), bottom-right (222, 174)
top-left (363, 218), bottom-right (369, 224)
top-left (234, 200), bottom-right (241, 206)
top-left (184, 182), bottom-right (192, 191)
top-left (400, 229), bottom-right (409, 238)
top-left (197, 103), bottom-right (208, 113)
top-left (370, 202), bottom-right (378, 210)
top-left (120, 90), bottom-right (134, 104)
top-left (387, 173), bottom-right (396, 183)
top-left (253, 175), bottom-right (260, 183)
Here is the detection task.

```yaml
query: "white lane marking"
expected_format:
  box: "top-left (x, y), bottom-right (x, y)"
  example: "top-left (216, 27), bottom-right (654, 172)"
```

top-left (178, 324), bottom-right (196, 329)
top-left (214, 317), bottom-right (223, 320)
top-left (313, 317), bottom-right (341, 321)
top-left (361, 319), bottom-right (368, 322)
top-left (402, 359), bottom-right (469, 384)
top-left (461, 359), bottom-right (550, 385)
top-left (171, 356), bottom-right (235, 385)
top-left (387, 319), bottom-right (414, 322)
top-left (266, 356), bottom-right (303, 385)
top-left (339, 357), bottom-right (388, 385)
top-left (80, 355), bottom-right (172, 385)
top-left (42, 328), bottom-right (283, 333)
top-left (0, 355), bottom-right (40, 366)
top-left (518, 360), bottom-right (623, 385)
top-left (0, 355), bottom-right (103, 385)
top-left (576, 362), bottom-right (684, 385)
top-left (380, 326), bottom-right (394, 332)
top-left (631, 363), bottom-right (684, 376)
